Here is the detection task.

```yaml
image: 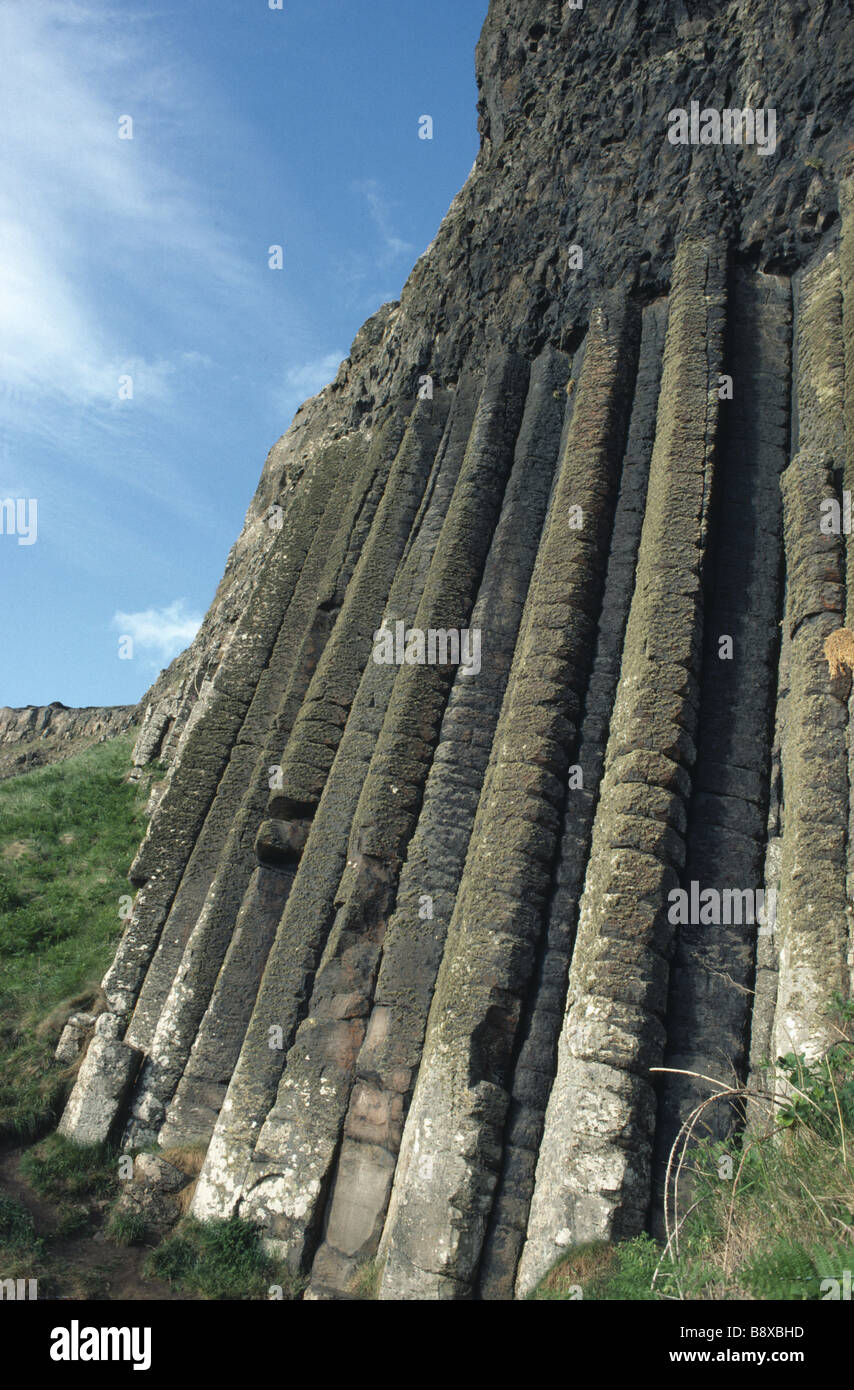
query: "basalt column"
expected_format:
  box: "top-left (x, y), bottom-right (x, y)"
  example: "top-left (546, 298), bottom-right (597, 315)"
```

top-left (190, 353), bottom-right (528, 1225)
top-left (517, 237), bottom-right (727, 1297)
top-left (378, 294), bottom-right (641, 1300)
top-left (478, 298), bottom-right (669, 1300)
top-left (653, 268), bottom-right (791, 1184)
top-left (840, 180), bottom-right (854, 995)
top-left (772, 454), bottom-right (849, 1062)
top-left (770, 248), bottom-right (850, 1064)
top-left (308, 346), bottom-right (575, 1297)
top-left (123, 406), bottom-right (448, 1150)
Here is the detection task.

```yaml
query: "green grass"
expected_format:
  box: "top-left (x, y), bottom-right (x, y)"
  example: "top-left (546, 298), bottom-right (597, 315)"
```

top-left (348, 1258), bottom-right (382, 1300)
top-left (106, 1207), bottom-right (148, 1247)
top-left (0, 737), bottom-right (160, 1141)
top-left (528, 1235), bottom-right (663, 1300)
top-left (0, 1190), bottom-right (45, 1284)
top-left (20, 1133), bottom-right (120, 1202)
top-left (531, 1002), bottom-right (854, 1301)
top-left (662, 1011), bottom-right (854, 1300)
top-left (0, 1190), bottom-right (41, 1256)
top-left (147, 1214), bottom-right (303, 1300)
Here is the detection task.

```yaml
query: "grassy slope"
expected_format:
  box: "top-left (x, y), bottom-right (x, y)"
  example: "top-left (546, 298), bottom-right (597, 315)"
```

top-left (530, 1016), bottom-right (854, 1300)
top-left (0, 736), bottom-right (159, 1141)
top-left (0, 739), bottom-right (300, 1300)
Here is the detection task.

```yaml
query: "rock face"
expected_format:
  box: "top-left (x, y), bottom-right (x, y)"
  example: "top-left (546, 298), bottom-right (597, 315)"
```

top-left (59, 0), bottom-right (854, 1299)
top-left (0, 703), bottom-right (138, 780)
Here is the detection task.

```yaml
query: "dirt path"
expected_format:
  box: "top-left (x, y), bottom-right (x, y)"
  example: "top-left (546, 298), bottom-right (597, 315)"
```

top-left (0, 1146), bottom-right (184, 1300)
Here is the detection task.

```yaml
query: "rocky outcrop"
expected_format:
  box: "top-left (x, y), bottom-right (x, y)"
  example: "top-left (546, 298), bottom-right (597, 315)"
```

top-left (0, 703), bottom-right (138, 780)
top-left (58, 0), bottom-right (853, 1300)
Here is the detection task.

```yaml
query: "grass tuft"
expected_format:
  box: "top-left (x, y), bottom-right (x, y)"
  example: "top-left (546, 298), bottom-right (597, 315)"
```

top-left (20, 1133), bottom-right (119, 1202)
top-left (147, 1214), bottom-right (303, 1300)
top-left (107, 1207), bottom-right (148, 1247)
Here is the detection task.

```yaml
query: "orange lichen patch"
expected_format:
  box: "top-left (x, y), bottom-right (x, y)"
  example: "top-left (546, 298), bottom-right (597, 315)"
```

top-left (823, 627), bottom-right (854, 678)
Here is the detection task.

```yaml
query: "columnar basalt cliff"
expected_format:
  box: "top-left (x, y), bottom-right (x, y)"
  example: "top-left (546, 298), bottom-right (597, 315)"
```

top-left (59, 0), bottom-right (854, 1299)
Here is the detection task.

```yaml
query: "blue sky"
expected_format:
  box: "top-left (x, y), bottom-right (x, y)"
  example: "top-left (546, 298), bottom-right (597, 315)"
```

top-left (0, 0), bottom-right (488, 708)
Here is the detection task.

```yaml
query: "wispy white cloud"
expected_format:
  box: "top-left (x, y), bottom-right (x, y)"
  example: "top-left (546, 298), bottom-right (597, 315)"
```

top-left (353, 180), bottom-right (415, 263)
top-left (112, 599), bottom-right (202, 666)
top-left (273, 350), bottom-right (345, 420)
top-left (0, 0), bottom-right (250, 416)
top-left (285, 352), bottom-right (345, 395)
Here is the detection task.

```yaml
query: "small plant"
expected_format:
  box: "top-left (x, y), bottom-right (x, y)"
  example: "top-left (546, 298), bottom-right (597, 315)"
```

top-left (740, 1239), bottom-right (824, 1300)
top-left (776, 1048), bottom-right (854, 1138)
top-left (349, 1258), bottom-right (382, 1300)
top-left (54, 1205), bottom-right (91, 1240)
top-left (651, 997), bottom-right (854, 1300)
top-left (776, 998), bottom-right (854, 1139)
top-left (107, 1207), bottom-right (147, 1247)
top-left (598, 1234), bottom-right (664, 1300)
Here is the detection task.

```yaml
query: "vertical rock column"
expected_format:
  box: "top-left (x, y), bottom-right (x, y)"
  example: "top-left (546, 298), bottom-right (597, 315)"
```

top-left (517, 237), bottom-right (727, 1296)
top-left (307, 346), bottom-right (573, 1296)
top-left (187, 369), bottom-right (485, 1220)
top-left (154, 400), bottom-right (451, 1151)
top-left (654, 268), bottom-right (791, 1176)
top-left (772, 454), bottom-right (849, 1062)
top-left (478, 298), bottom-right (668, 1299)
top-left (235, 351), bottom-right (532, 1269)
top-left (770, 243), bottom-right (850, 1063)
top-left (840, 180), bottom-right (854, 994)
top-left (378, 293), bottom-right (641, 1300)
top-left (745, 620), bottom-right (790, 1121)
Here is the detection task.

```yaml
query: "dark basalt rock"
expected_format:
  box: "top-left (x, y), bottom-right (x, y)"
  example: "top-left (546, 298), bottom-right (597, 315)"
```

top-left (59, 0), bottom-right (854, 1299)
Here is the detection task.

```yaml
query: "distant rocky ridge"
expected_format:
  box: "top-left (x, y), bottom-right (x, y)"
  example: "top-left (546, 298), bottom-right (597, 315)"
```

top-left (48, 0), bottom-right (854, 1301)
top-left (0, 703), bottom-right (139, 781)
